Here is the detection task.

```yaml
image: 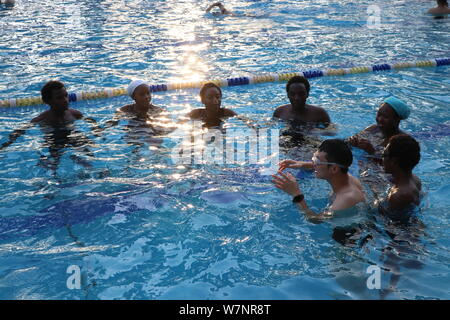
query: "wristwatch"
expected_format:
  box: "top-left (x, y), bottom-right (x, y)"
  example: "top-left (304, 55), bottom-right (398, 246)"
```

top-left (292, 194), bottom-right (304, 203)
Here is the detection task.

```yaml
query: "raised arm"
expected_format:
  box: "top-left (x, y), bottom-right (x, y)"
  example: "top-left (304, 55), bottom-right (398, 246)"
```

top-left (206, 2), bottom-right (229, 14)
top-left (278, 159), bottom-right (314, 171)
top-left (272, 171), bottom-right (333, 224)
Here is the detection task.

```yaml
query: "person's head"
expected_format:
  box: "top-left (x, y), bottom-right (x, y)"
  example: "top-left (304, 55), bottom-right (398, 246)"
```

top-left (41, 80), bottom-right (69, 113)
top-left (200, 82), bottom-right (222, 111)
top-left (376, 97), bottom-right (409, 134)
top-left (127, 80), bottom-right (151, 106)
top-left (437, 0), bottom-right (448, 7)
top-left (313, 139), bottom-right (352, 179)
top-left (286, 76), bottom-right (310, 109)
top-left (382, 134), bottom-right (420, 174)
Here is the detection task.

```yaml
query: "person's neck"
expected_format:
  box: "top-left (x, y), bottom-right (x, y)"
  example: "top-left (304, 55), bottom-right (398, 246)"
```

top-left (292, 103), bottom-right (307, 114)
top-left (134, 103), bottom-right (150, 116)
top-left (49, 106), bottom-right (66, 118)
top-left (382, 126), bottom-right (400, 139)
top-left (328, 173), bottom-right (351, 195)
top-left (391, 169), bottom-right (413, 187)
top-left (205, 107), bottom-right (221, 119)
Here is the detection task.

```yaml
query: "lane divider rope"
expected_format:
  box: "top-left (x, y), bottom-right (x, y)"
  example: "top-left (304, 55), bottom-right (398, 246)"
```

top-left (1, 57), bottom-right (449, 108)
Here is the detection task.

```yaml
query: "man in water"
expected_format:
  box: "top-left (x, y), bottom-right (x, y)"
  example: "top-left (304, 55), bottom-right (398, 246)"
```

top-left (273, 139), bottom-right (365, 223)
top-left (428, 0), bottom-right (450, 16)
top-left (30, 81), bottom-right (84, 124)
top-left (1, 80), bottom-right (96, 150)
top-left (273, 76), bottom-right (331, 127)
top-left (379, 134), bottom-right (422, 218)
top-left (0, 80), bottom-right (97, 173)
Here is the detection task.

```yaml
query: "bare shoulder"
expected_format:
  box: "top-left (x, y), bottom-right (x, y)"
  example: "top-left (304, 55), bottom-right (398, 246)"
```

top-left (31, 110), bottom-right (49, 123)
top-left (70, 108), bottom-right (83, 119)
top-left (188, 108), bottom-right (205, 119)
top-left (388, 189), bottom-right (417, 210)
top-left (223, 108), bottom-right (237, 117)
top-left (119, 104), bottom-right (134, 113)
top-left (331, 185), bottom-right (365, 211)
top-left (308, 104), bottom-right (331, 122)
top-left (352, 124), bottom-right (377, 137)
top-left (273, 104), bottom-right (290, 118)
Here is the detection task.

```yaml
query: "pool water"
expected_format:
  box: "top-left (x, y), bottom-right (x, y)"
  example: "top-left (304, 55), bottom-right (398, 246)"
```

top-left (0, 0), bottom-right (449, 300)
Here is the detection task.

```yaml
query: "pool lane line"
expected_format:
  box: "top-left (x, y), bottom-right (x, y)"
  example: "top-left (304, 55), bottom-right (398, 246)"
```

top-left (1, 57), bottom-right (449, 108)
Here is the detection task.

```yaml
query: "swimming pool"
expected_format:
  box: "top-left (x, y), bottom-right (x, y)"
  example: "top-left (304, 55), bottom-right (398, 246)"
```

top-left (0, 0), bottom-right (449, 300)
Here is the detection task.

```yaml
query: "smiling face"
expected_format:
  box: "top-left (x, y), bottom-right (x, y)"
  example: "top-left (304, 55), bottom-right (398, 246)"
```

top-left (376, 103), bottom-right (400, 134)
top-left (288, 82), bottom-right (308, 109)
top-left (132, 84), bottom-right (151, 107)
top-left (201, 86), bottom-right (222, 112)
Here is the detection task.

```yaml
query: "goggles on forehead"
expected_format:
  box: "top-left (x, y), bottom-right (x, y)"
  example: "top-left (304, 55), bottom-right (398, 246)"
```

top-left (311, 155), bottom-right (349, 169)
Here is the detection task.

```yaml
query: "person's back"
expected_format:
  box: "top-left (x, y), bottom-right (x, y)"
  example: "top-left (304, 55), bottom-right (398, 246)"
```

top-left (428, 0), bottom-right (450, 15)
top-left (381, 134), bottom-right (422, 221)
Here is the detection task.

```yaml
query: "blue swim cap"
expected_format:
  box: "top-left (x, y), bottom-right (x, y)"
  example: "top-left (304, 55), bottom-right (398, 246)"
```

top-left (383, 96), bottom-right (410, 120)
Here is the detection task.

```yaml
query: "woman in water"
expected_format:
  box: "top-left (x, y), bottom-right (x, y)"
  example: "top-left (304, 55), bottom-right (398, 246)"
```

top-left (188, 82), bottom-right (237, 128)
top-left (347, 97), bottom-right (411, 160)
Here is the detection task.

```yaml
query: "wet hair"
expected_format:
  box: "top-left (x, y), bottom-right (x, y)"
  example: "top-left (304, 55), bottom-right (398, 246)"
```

top-left (200, 82), bottom-right (222, 100)
top-left (41, 80), bottom-right (65, 104)
top-left (286, 76), bottom-right (310, 95)
top-left (318, 139), bottom-right (353, 174)
top-left (385, 134), bottom-right (421, 172)
top-left (437, 0), bottom-right (448, 6)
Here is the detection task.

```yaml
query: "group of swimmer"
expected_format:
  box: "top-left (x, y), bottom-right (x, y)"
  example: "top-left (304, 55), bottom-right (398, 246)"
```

top-left (1, 74), bottom-right (422, 228)
top-left (205, 1), bottom-right (450, 18)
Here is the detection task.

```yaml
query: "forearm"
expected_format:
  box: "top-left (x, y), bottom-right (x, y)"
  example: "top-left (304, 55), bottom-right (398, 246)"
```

top-left (294, 199), bottom-right (330, 224)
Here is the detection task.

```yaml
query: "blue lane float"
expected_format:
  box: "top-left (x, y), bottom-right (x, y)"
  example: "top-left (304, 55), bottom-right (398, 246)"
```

top-left (1, 57), bottom-right (449, 108)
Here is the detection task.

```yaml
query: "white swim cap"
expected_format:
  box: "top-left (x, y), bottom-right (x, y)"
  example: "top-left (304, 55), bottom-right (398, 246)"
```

top-left (127, 79), bottom-right (149, 98)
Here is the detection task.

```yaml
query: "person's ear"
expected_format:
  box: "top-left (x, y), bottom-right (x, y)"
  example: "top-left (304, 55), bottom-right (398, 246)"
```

top-left (331, 165), bottom-right (339, 174)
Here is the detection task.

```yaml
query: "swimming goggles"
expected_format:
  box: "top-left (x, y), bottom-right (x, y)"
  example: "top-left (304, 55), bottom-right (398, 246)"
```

top-left (311, 155), bottom-right (348, 169)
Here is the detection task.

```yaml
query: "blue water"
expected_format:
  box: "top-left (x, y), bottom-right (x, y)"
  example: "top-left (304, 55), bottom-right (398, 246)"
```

top-left (0, 0), bottom-right (449, 300)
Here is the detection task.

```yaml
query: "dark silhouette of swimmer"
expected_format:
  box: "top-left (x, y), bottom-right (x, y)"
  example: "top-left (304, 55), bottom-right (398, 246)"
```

top-left (119, 80), bottom-right (162, 118)
top-left (273, 76), bottom-right (333, 146)
top-left (428, 0), bottom-right (450, 17)
top-left (187, 82), bottom-right (237, 128)
top-left (97, 80), bottom-right (175, 152)
top-left (0, 81), bottom-right (97, 173)
top-left (375, 135), bottom-right (424, 299)
top-left (347, 97), bottom-right (410, 160)
top-left (206, 2), bottom-right (232, 15)
top-left (332, 135), bottom-right (422, 248)
top-left (273, 76), bottom-right (331, 127)
top-left (379, 134), bottom-right (422, 217)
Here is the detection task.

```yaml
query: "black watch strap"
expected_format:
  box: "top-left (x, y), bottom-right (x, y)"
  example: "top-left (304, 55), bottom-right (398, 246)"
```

top-left (292, 194), bottom-right (304, 203)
